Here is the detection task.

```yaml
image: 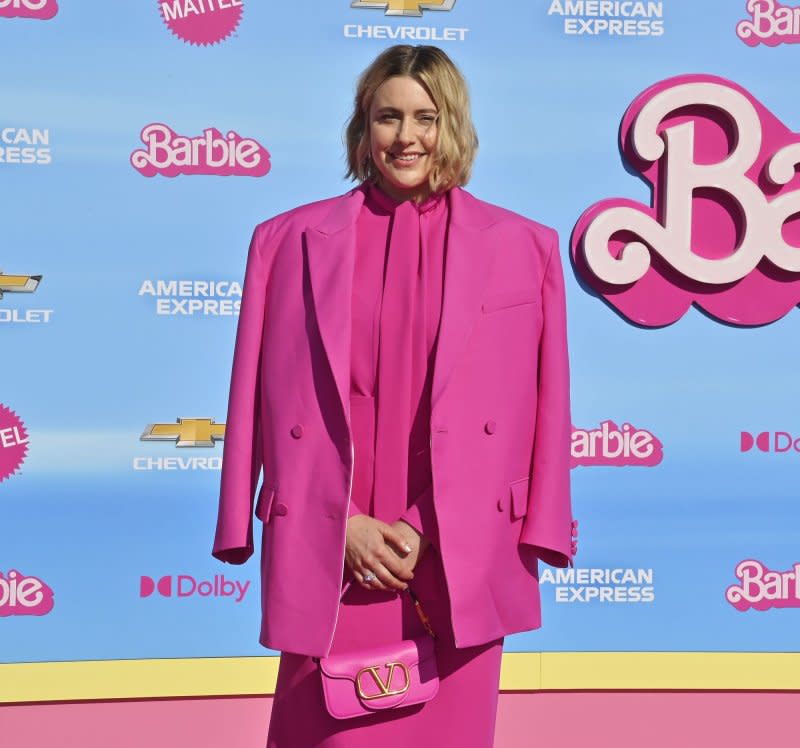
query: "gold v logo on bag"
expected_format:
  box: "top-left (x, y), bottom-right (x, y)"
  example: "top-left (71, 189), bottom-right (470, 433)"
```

top-left (356, 661), bottom-right (411, 700)
top-left (316, 585), bottom-right (439, 718)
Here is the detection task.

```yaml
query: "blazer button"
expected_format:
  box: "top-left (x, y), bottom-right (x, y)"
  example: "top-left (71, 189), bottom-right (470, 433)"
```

top-left (484, 420), bottom-right (496, 435)
top-left (273, 502), bottom-right (288, 516)
top-left (290, 424), bottom-right (304, 438)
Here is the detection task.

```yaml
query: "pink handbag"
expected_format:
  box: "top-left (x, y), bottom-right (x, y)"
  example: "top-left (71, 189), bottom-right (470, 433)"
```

top-left (313, 582), bottom-right (439, 720)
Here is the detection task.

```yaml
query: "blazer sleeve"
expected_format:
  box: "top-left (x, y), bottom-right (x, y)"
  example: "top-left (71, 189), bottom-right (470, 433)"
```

top-left (212, 220), bottom-right (276, 565)
top-left (398, 482), bottom-right (439, 548)
top-left (518, 228), bottom-right (577, 568)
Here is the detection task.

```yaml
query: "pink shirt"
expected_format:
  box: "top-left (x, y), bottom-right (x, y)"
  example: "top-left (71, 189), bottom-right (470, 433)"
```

top-left (348, 180), bottom-right (449, 542)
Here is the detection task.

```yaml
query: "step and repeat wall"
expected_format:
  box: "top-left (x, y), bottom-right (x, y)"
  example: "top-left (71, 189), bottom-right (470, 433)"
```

top-left (3, 0), bottom-right (800, 672)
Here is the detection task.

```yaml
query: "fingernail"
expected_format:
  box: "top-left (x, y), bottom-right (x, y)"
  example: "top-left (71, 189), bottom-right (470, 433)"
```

top-left (404, 544), bottom-right (412, 552)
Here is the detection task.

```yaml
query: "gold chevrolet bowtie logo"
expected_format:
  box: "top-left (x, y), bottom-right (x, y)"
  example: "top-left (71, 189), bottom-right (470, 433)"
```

top-left (356, 661), bottom-right (411, 700)
top-left (140, 418), bottom-right (225, 447)
top-left (0, 270), bottom-right (41, 300)
top-left (350, 0), bottom-right (455, 17)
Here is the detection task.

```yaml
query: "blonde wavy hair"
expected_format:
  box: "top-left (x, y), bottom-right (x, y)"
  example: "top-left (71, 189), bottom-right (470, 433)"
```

top-left (343, 45), bottom-right (479, 194)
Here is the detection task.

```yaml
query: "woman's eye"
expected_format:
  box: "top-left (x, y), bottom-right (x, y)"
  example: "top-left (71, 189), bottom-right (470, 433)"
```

top-left (375, 113), bottom-right (436, 127)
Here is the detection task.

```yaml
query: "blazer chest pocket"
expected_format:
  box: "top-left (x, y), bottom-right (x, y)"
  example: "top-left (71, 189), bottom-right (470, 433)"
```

top-left (509, 477), bottom-right (529, 521)
top-left (255, 484), bottom-right (277, 523)
top-left (481, 288), bottom-right (537, 314)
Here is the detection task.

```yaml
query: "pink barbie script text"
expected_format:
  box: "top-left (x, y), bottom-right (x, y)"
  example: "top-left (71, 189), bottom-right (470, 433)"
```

top-left (0, 570), bottom-right (54, 616)
top-left (0, 0), bottom-right (58, 19)
top-left (573, 74), bottom-right (800, 326)
top-left (130, 123), bottom-right (270, 178)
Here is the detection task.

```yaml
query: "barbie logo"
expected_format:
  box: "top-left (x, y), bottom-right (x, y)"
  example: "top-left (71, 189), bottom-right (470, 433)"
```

top-left (737, 0), bottom-right (800, 47)
top-left (0, 570), bottom-right (54, 616)
top-left (130, 124), bottom-right (270, 178)
top-left (573, 74), bottom-right (800, 326)
top-left (0, 0), bottom-right (58, 19)
top-left (571, 420), bottom-right (662, 467)
top-left (726, 559), bottom-right (800, 611)
top-left (159, 0), bottom-right (243, 46)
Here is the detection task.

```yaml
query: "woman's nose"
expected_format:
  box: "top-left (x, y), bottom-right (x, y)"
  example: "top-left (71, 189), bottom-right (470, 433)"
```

top-left (396, 116), bottom-right (416, 143)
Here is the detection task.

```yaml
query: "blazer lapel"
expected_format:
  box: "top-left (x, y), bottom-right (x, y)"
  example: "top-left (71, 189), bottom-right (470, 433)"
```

top-left (304, 186), bottom-right (366, 429)
top-left (304, 184), bottom-right (497, 434)
top-left (430, 186), bottom-right (496, 411)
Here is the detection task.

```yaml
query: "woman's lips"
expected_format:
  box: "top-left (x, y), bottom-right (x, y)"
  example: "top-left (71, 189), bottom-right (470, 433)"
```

top-left (389, 153), bottom-right (423, 168)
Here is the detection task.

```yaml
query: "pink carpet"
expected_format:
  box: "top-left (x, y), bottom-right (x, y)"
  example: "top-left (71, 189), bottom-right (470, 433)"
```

top-left (2, 691), bottom-right (797, 747)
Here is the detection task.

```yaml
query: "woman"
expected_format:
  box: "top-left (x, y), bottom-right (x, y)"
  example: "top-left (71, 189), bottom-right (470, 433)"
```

top-left (212, 44), bottom-right (576, 748)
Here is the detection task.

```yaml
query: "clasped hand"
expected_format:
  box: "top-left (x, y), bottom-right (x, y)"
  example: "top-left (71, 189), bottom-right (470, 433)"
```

top-left (345, 515), bottom-right (430, 591)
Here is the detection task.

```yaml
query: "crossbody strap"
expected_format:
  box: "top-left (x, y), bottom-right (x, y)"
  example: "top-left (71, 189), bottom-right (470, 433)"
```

top-left (311, 577), bottom-right (437, 664)
top-left (339, 574), bottom-right (436, 640)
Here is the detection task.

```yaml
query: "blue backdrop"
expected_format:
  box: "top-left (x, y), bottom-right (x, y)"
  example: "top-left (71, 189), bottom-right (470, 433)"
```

top-left (2, 0), bottom-right (799, 663)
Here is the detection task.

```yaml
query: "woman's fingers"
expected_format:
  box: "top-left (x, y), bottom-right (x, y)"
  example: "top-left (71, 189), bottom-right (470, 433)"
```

top-left (379, 551), bottom-right (414, 583)
top-left (375, 524), bottom-right (415, 582)
top-left (379, 523), bottom-right (414, 555)
top-left (354, 565), bottom-right (390, 591)
top-left (368, 541), bottom-right (414, 584)
top-left (360, 560), bottom-right (407, 591)
top-left (354, 568), bottom-right (385, 591)
top-left (345, 515), bottom-right (415, 590)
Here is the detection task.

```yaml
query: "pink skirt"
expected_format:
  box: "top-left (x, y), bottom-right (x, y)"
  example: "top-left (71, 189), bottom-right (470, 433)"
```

top-left (265, 395), bottom-right (503, 747)
top-left (265, 549), bottom-right (503, 747)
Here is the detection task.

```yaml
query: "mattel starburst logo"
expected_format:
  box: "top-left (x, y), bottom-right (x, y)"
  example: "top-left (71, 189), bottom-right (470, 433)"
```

top-left (0, 403), bottom-right (29, 482)
top-left (158, 0), bottom-right (244, 46)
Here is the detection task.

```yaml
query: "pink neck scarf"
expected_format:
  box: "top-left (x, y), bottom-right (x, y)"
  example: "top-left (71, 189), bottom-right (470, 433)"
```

top-left (365, 180), bottom-right (445, 521)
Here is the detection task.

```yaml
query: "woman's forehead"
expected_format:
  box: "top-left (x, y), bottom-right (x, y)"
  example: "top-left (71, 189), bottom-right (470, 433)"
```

top-left (372, 75), bottom-right (436, 107)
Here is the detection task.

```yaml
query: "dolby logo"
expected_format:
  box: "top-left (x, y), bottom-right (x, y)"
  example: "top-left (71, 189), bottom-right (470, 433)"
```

top-left (740, 431), bottom-right (800, 453)
top-left (139, 574), bottom-right (250, 603)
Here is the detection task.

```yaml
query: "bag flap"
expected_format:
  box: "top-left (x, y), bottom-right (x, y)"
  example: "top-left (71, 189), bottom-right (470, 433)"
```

top-left (319, 636), bottom-right (433, 680)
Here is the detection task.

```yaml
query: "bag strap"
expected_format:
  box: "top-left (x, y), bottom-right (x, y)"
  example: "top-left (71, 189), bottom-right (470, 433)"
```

top-left (311, 577), bottom-right (437, 664)
top-left (339, 574), bottom-right (436, 639)
top-left (404, 584), bottom-right (437, 640)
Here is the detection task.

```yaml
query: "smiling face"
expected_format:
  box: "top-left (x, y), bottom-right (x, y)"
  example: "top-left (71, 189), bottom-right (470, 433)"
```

top-left (368, 75), bottom-right (439, 203)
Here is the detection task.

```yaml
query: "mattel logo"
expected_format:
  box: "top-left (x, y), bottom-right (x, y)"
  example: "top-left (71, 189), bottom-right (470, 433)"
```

top-left (140, 574), bottom-right (250, 603)
top-left (740, 431), bottom-right (800, 453)
top-left (0, 569), bottom-right (54, 617)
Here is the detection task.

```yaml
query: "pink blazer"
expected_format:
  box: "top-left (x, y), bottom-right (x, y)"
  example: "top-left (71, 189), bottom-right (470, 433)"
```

top-left (212, 184), bottom-right (576, 657)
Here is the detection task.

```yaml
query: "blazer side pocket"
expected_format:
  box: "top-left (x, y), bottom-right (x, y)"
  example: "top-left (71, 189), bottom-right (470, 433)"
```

top-left (481, 289), bottom-right (537, 314)
top-left (509, 476), bottom-right (529, 521)
top-left (255, 484), bottom-right (277, 524)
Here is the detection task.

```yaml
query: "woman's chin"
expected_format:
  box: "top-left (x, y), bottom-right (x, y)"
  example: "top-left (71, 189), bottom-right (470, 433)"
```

top-left (379, 173), bottom-right (430, 198)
